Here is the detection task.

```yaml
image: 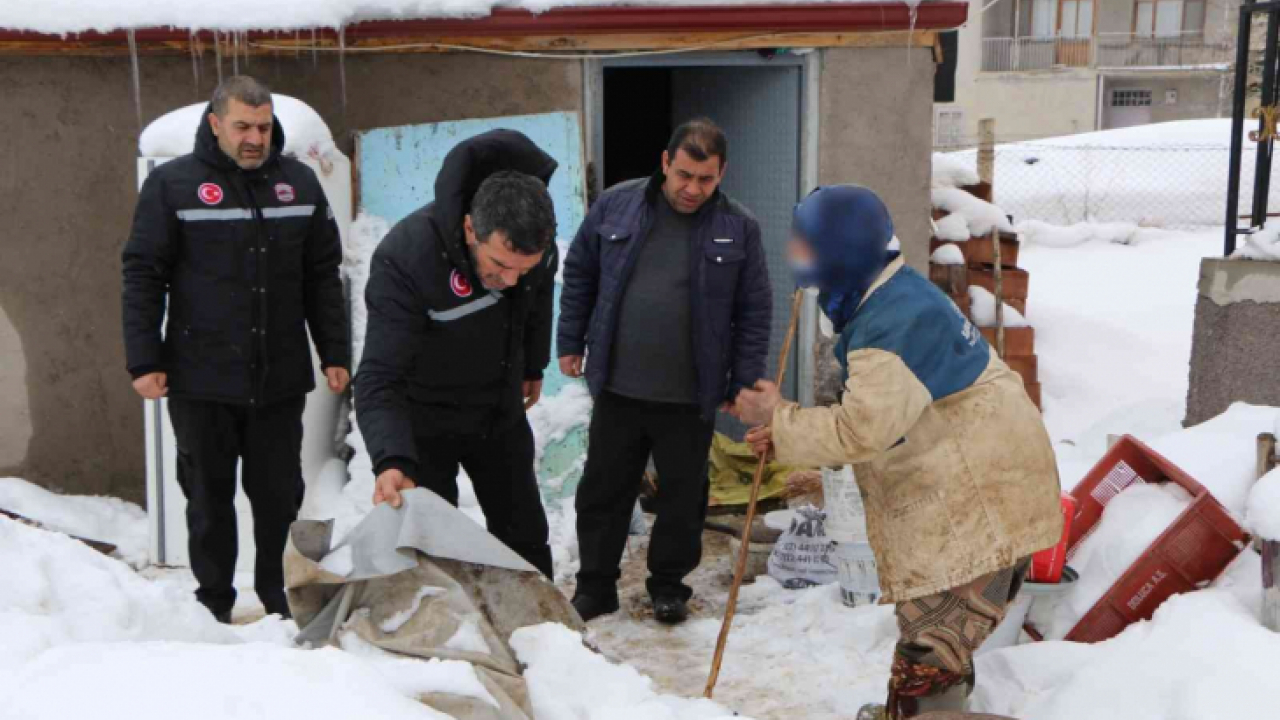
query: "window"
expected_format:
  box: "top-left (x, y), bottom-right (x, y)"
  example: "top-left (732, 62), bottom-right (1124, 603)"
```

top-left (1135, 0), bottom-right (1205, 37)
top-left (935, 108), bottom-right (965, 148)
top-left (1060, 0), bottom-right (1094, 38)
top-left (1111, 89), bottom-right (1154, 107)
top-left (1032, 0), bottom-right (1056, 37)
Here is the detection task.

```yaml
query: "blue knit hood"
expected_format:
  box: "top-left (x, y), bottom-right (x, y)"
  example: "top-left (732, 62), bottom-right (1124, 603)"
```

top-left (792, 185), bottom-right (898, 331)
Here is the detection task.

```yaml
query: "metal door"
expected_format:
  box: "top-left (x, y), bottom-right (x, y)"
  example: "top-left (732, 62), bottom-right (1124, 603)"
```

top-left (670, 66), bottom-right (803, 438)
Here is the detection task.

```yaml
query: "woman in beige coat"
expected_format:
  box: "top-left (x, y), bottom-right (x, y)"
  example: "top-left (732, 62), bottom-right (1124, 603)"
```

top-left (735, 185), bottom-right (1062, 719)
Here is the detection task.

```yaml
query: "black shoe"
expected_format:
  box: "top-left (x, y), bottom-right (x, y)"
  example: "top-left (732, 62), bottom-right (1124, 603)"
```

top-left (571, 593), bottom-right (620, 622)
top-left (211, 608), bottom-right (233, 625)
top-left (653, 596), bottom-right (689, 625)
top-left (262, 594), bottom-right (292, 620)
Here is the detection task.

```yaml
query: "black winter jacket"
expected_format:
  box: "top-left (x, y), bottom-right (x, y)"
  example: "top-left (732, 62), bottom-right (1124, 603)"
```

top-left (354, 130), bottom-right (559, 479)
top-left (557, 174), bottom-right (772, 420)
top-left (122, 105), bottom-right (349, 406)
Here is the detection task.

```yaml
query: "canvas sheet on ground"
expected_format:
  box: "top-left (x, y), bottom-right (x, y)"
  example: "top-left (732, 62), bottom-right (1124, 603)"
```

top-left (355, 112), bottom-right (588, 500)
top-left (286, 487), bottom-right (582, 720)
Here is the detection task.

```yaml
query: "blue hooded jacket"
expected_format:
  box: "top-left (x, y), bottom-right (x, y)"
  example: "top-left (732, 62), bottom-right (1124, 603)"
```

top-left (793, 185), bottom-right (991, 402)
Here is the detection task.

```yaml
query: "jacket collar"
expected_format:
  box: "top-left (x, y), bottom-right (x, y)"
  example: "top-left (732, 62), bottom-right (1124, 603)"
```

top-left (856, 252), bottom-right (906, 312)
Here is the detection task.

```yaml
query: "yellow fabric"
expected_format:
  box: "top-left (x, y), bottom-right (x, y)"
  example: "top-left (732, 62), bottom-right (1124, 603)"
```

top-left (707, 432), bottom-right (796, 506)
top-left (772, 346), bottom-right (1063, 603)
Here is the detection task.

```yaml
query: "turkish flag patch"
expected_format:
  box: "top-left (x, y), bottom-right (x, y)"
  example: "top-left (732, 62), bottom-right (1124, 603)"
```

top-left (450, 269), bottom-right (474, 298)
top-left (197, 183), bottom-right (224, 205)
top-left (274, 183), bottom-right (295, 203)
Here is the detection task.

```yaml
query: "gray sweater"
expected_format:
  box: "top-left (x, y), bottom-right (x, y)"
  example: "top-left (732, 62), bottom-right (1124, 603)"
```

top-left (605, 195), bottom-right (700, 404)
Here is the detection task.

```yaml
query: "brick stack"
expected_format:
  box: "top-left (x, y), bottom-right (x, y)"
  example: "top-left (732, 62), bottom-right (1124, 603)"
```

top-left (928, 197), bottom-right (1042, 410)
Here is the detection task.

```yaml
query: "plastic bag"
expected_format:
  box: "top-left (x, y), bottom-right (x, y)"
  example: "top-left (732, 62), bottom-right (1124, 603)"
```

top-left (767, 505), bottom-right (838, 589)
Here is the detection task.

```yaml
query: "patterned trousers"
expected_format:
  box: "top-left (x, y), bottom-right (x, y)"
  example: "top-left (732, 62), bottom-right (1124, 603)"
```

top-left (887, 558), bottom-right (1030, 718)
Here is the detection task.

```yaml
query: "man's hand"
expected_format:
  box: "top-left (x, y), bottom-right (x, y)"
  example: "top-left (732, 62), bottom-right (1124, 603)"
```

top-left (733, 380), bottom-right (783, 428)
top-left (372, 469), bottom-right (416, 509)
top-left (745, 425), bottom-right (775, 462)
top-left (325, 367), bottom-right (351, 394)
top-left (523, 379), bottom-right (543, 410)
top-left (132, 372), bottom-right (168, 400)
top-left (558, 355), bottom-right (584, 379)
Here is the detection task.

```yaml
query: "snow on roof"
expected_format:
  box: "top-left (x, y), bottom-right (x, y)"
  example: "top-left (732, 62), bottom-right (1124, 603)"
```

top-left (1017, 117), bottom-right (1241, 150)
top-left (0, 0), bottom-right (935, 35)
top-left (139, 94), bottom-right (339, 164)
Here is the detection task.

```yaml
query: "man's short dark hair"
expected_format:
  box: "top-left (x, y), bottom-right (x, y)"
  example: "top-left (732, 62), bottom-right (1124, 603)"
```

top-left (470, 171), bottom-right (556, 255)
top-left (211, 75), bottom-right (273, 117)
top-left (666, 118), bottom-right (728, 168)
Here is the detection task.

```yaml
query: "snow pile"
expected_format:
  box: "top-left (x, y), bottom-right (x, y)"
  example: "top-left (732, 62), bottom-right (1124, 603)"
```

top-left (512, 622), bottom-right (748, 720)
top-left (1018, 228), bottom-right (1218, 481)
top-left (974, 567), bottom-right (1280, 720)
top-left (933, 212), bottom-right (971, 242)
top-left (931, 151), bottom-right (980, 190)
top-left (930, 242), bottom-right (965, 265)
top-left (1247, 467), bottom-right (1280, 541)
top-left (345, 213), bottom-right (392, 370)
top-left (0, 0), bottom-right (936, 34)
top-left (139, 95), bottom-right (343, 171)
top-left (967, 286), bottom-right (1029, 328)
top-left (1017, 219), bottom-right (1143, 248)
top-left (0, 516), bottom-right (239, 676)
top-left (932, 186), bottom-right (1013, 239)
top-left (1232, 218), bottom-right (1280, 261)
top-left (0, 477), bottom-right (149, 568)
top-left (1029, 482), bottom-right (1192, 640)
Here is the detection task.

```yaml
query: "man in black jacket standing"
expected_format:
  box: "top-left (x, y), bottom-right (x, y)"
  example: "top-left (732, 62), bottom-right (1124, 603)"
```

top-left (355, 130), bottom-right (558, 578)
top-left (558, 119), bottom-right (772, 624)
top-left (122, 76), bottom-right (349, 622)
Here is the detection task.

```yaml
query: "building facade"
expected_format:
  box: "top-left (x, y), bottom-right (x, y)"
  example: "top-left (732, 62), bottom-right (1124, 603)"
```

top-left (939, 0), bottom-right (1239, 146)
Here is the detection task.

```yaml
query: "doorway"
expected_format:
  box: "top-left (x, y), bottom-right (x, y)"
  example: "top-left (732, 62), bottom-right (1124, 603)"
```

top-left (594, 56), bottom-right (806, 438)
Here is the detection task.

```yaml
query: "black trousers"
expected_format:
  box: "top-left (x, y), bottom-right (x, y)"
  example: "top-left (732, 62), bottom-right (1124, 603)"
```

top-left (575, 392), bottom-right (715, 601)
top-left (413, 415), bottom-right (554, 578)
top-left (168, 395), bottom-right (305, 615)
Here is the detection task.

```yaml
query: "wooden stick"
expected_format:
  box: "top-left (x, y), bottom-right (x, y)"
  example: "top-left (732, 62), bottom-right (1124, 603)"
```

top-left (993, 229), bottom-right (1006, 358)
top-left (704, 289), bottom-right (805, 699)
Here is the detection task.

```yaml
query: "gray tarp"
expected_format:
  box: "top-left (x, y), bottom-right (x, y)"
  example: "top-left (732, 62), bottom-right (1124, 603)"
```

top-left (285, 488), bottom-right (583, 719)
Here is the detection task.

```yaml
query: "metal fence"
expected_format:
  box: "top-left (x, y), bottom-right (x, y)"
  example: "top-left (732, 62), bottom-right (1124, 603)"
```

top-left (981, 33), bottom-right (1233, 73)
top-left (939, 143), bottom-right (1280, 229)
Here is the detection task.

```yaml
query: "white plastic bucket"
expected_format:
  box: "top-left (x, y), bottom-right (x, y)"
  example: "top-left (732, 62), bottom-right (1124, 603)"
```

top-left (821, 465), bottom-right (867, 542)
top-left (977, 567), bottom-right (1078, 656)
top-left (834, 540), bottom-right (881, 607)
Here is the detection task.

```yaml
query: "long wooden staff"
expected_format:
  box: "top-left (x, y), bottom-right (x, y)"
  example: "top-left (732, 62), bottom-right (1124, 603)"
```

top-left (704, 289), bottom-right (805, 699)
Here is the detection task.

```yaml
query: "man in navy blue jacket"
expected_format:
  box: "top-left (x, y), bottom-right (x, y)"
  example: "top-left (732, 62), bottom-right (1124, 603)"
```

top-left (558, 119), bottom-right (772, 623)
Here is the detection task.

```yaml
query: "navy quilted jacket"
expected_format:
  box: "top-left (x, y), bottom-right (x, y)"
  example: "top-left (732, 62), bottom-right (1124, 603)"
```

top-left (557, 173), bottom-right (772, 419)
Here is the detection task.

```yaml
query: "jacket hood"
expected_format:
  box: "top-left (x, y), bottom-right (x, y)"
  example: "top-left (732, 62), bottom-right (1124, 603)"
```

top-left (792, 184), bottom-right (897, 331)
top-left (194, 102), bottom-right (287, 171)
top-left (429, 129), bottom-right (559, 277)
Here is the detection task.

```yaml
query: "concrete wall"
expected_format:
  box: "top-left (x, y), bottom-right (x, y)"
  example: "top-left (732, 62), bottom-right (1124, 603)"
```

top-left (0, 53), bottom-right (580, 503)
top-left (819, 45), bottom-right (935, 270)
top-left (1186, 258), bottom-right (1280, 426)
top-left (1105, 73), bottom-right (1227, 126)
top-left (967, 69), bottom-right (1099, 141)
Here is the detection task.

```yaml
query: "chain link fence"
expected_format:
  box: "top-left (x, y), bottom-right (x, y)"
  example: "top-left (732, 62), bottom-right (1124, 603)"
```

top-left (937, 143), bottom-right (1280, 230)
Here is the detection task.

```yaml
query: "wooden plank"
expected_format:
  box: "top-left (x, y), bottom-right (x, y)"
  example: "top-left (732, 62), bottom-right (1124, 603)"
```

top-left (0, 29), bottom-right (936, 56)
top-left (1259, 433), bottom-right (1279, 633)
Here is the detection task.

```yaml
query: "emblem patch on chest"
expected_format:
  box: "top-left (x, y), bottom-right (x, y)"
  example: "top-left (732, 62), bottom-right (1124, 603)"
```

top-left (450, 269), bottom-right (474, 298)
top-left (274, 183), bottom-right (296, 203)
top-left (197, 183), bottom-right (224, 205)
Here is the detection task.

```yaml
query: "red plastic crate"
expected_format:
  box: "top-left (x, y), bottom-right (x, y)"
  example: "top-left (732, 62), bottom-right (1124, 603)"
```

top-left (1063, 435), bottom-right (1250, 643)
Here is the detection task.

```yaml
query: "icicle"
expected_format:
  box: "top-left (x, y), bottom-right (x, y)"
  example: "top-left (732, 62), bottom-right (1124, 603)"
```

top-left (294, 30), bottom-right (301, 59)
top-left (127, 30), bottom-right (143, 132)
top-left (241, 31), bottom-right (250, 69)
top-left (214, 31), bottom-right (224, 83)
top-left (338, 25), bottom-right (348, 116)
top-left (190, 31), bottom-right (201, 95)
top-left (311, 28), bottom-right (318, 67)
top-left (232, 32), bottom-right (240, 75)
top-left (906, 3), bottom-right (919, 68)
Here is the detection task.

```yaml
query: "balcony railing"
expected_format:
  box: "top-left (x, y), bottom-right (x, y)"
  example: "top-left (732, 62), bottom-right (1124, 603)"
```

top-left (982, 32), bottom-right (1233, 73)
top-left (1094, 32), bottom-right (1233, 69)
